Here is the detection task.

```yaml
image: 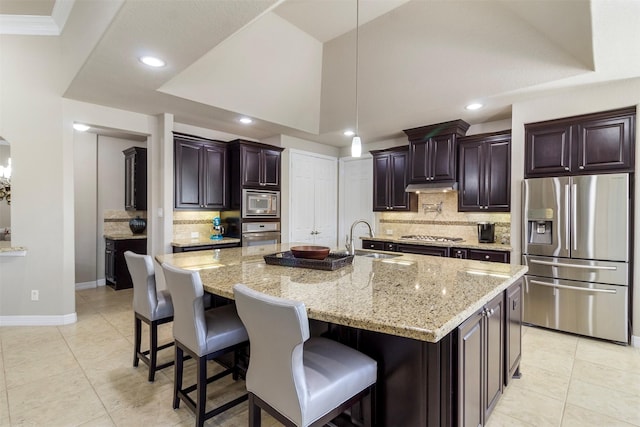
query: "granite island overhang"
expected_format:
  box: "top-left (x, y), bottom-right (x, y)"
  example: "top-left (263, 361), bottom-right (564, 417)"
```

top-left (156, 243), bottom-right (528, 426)
top-left (155, 243), bottom-right (527, 343)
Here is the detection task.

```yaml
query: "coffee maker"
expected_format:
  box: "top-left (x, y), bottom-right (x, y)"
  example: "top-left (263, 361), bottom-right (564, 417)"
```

top-left (477, 222), bottom-right (495, 243)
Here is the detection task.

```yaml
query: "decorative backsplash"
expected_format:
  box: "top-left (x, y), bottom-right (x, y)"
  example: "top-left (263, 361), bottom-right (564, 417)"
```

top-left (376, 192), bottom-right (511, 244)
top-left (104, 210), bottom-right (147, 235)
top-left (173, 210), bottom-right (221, 240)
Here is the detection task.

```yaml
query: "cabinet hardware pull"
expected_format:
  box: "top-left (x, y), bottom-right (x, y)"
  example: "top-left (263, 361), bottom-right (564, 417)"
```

top-left (530, 280), bottom-right (616, 294)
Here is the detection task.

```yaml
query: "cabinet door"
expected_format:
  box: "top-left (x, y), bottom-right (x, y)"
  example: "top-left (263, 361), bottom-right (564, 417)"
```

top-left (202, 143), bottom-right (227, 209)
top-left (362, 240), bottom-right (384, 251)
top-left (431, 134), bottom-right (457, 182)
top-left (505, 280), bottom-right (522, 386)
top-left (525, 123), bottom-right (574, 177)
top-left (484, 294), bottom-right (504, 421)
top-left (398, 244), bottom-right (449, 257)
top-left (175, 140), bottom-right (203, 209)
top-left (124, 153), bottom-right (135, 210)
top-left (311, 156), bottom-right (338, 248)
top-left (458, 141), bottom-right (483, 211)
top-left (457, 310), bottom-right (484, 427)
top-left (408, 139), bottom-right (429, 183)
top-left (261, 149), bottom-right (281, 188)
top-left (485, 139), bottom-right (510, 211)
top-left (389, 151), bottom-right (410, 210)
top-left (241, 145), bottom-right (263, 188)
top-left (577, 113), bottom-right (634, 173)
top-left (373, 154), bottom-right (390, 211)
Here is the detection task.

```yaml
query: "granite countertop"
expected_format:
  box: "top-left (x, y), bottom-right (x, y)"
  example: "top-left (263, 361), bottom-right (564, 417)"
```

top-left (104, 233), bottom-right (147, 240)
top-left (156, 243), bottom-right (527, 343)
top-left (171, 237), bottom-right (241, 247)
top-left (363, 236), bottom-right (512, 252)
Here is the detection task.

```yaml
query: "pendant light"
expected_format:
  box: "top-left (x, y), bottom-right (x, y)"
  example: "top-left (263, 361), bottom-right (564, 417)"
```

top-left (351, 0), bottom-right (362, 157)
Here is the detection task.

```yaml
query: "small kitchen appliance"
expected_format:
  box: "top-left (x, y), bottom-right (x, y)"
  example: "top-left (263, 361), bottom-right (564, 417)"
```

top-left (477, 222), bottom-right (495, 243)
top-left (210, 217), bottom-right (224, 240)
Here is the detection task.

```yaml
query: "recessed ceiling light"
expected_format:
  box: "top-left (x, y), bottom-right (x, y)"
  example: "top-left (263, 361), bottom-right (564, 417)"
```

top-left (139, 56), bottom-right (166, 68)
top-left (465, 103), bottom-right (483, 110)
top-left (73, 123), bottom-right (90, 132)
top-left (239, 117), bottom-right (253, 124)
top-left (343, 130), bottom-right (355, 137)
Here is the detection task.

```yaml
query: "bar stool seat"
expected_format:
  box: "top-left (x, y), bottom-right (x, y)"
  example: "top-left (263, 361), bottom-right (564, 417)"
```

top-left (161, 263), bottom-right (249, 427)
top-left (124, 251), bottom-right (174, 382)
top-left (233, 284), bottom-right (377, 427)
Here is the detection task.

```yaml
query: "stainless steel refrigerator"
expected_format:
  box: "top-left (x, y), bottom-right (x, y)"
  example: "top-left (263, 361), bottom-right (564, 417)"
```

top-left (522, 173), bottom-right (631, 343)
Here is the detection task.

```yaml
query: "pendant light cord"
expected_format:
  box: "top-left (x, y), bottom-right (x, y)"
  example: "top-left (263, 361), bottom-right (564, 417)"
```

top-left (355, 0), bottom-right (359, 136)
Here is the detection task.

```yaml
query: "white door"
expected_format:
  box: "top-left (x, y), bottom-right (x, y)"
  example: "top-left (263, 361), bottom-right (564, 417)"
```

top-left (289, 151), bottom-right (338, 247)
top-left (339, 157), bottom-right (374, 249)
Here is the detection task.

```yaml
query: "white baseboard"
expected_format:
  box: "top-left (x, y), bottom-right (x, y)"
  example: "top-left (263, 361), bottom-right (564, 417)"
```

top-left (75, 279), bottom-right (106, 290)
top-left (632, 335), bottom-right (640, 348)
top-left (0, 312), bottom-right (77, 326)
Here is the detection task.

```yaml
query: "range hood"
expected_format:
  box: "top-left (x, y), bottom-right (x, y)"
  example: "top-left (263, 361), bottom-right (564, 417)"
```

top-left (405, 182), bottom-right (458, 193)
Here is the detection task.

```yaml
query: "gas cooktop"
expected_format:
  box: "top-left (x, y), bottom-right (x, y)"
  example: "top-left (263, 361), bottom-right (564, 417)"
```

top-left (399, 235), bottom-right (464, 242)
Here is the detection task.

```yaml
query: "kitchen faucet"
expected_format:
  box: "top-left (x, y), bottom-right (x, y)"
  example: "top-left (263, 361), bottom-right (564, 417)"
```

top-left (346, 219), bottom-right (374, 255)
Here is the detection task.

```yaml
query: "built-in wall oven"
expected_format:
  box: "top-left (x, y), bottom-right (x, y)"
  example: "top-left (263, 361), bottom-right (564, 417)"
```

top-left (242, 189), bottom-right (280, 219)
top-left (241, 222), bottom-right (281, 247)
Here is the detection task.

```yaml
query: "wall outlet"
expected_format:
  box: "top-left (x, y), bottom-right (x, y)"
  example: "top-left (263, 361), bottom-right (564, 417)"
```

top-left (385, 229), bottom-right (393, 236)
top-left (191, 232), bottom-right (199, 239)
top-left (31, 290), bottom-right (39, 301)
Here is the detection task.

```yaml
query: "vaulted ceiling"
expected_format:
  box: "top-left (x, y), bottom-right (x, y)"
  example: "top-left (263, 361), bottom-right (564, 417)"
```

top-left (3, 0), bottom-right (640, 146)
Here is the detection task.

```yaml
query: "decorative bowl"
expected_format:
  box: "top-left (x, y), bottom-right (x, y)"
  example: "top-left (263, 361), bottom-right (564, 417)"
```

top-left (290, 245), bottom-right (331, 260)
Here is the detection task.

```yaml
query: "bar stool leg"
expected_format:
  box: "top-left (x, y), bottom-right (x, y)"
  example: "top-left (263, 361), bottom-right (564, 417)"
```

top-left (148, 320), bottom-right (158, 382)
top-left (248, 393), bottom-right (261, 427)
top-left (173, 346), bottom-right (184, 409)
top-left (196, 355), bottom-right (207, 427)
top-left (133, 315), bottom-right (142, 367)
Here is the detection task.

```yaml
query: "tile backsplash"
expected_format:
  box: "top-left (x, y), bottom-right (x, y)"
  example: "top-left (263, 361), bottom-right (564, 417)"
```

top-left (376, 192), bottom-right (511, 244)
top-left (103, 210), bottom-right (147, 235)
top-left (173, 210), bottom-right (221, 240)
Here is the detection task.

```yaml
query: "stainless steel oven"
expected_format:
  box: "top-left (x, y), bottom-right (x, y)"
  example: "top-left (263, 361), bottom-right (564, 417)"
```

top-left (241, 222), bottom-right (281, 247)
top-left (242, 189), bottom-right (280, 219)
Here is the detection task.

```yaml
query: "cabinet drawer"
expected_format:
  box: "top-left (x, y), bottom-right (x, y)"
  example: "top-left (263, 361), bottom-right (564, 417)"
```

top-left (398, 244), bottom-right (449, 257)
top-left (362, 240), bottom-right (384, 251)
top-left (468, 249), bottom-right (510, 263)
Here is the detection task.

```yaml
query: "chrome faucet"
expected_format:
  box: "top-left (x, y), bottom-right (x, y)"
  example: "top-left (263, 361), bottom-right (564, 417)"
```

top-left (346, 219), bottom-right (374, 255)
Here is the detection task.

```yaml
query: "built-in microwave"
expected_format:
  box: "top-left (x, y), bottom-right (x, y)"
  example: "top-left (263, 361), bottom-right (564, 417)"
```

top-left (242, 189), bottom-right (280, 218)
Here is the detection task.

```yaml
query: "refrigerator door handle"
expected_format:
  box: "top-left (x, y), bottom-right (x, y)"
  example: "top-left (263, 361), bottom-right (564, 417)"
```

top-left (564, 184), bottom-right (570, 251)
top-left (530, 280), bottom-right (617, 294)
top-left (572, 183), bottom-right (577, 251)
top-left (529, 259), bottom-right (617, 271)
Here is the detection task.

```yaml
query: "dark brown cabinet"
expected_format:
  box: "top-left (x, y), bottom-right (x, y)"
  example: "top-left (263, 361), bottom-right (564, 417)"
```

top-left (362, 240), bottom-right (398, 252)
top-left (397, 243), bottom-right (449, 257)
top-left (451, 247), bottom-right (510, 263)
top-left (505, 279), bottom-right (523, 386)
top-left (174, 133), bottom-right (228, 210)
top-left (525, 107), bottom-right (635, 177)
top-left (123, 147), bottom-right (147, 211)
top-left (458, 132), bottom-right (511, 212)
top-left (457, 292), bottom-right (504, 427)
top-left (230, 140), bottom-right (283, 190)
top-left (371, 146), bottom-right (416, 211)
top-left (105, 237), bottom-right (147, 290)
top-left (172, 242), bottom-right (240, 253)
top-left (403, 119), bottom-right (470, 184)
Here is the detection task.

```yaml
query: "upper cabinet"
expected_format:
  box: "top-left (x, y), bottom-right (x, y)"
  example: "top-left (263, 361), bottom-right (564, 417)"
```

top-left (174, 133), bottom-right (228, 210)
top-left (371, 146), bottom-right (417, 212)
top-left (458, 131), bottom-right (511, 212)
top-left (229, 140), bottom-right (283, 190)
top-left (525, 107), bottom-right (635, 177)
top-left (403, 119), bottom-right (470, 184)
top-left (123, 146), bottom-right (147, 211)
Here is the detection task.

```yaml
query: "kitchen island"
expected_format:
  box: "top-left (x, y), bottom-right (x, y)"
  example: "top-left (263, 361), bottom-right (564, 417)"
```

top-left (156, 243), bottom-right (527, 426)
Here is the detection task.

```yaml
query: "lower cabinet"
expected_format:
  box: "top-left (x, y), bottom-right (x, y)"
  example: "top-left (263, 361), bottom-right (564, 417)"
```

top-left (172, 242), bottom-right (240, 253)
top-left (505, 279), bottom-right (523, 386)
top-left (361, 240), bottom-right (397, 252)
top-left (105, 238), bottom-right (147, 290)
top-left (457, 292), bottom-right (504, 427)
top-left (451, 247), bottom-right (511, 263)
top-left (398, 243), bottom-right (449, 257)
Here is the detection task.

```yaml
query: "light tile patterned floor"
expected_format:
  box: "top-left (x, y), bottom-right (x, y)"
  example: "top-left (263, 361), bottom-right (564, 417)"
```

top-left (1, 286), bottom-right (639, 426)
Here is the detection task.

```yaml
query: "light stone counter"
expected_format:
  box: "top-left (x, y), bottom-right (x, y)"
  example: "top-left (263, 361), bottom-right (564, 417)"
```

top-left (104, 233), bottom-right (147, 240)
top-left (171, 236), bottom-right (241, 248)
top-left (156, 243), bottom-right (526, 343)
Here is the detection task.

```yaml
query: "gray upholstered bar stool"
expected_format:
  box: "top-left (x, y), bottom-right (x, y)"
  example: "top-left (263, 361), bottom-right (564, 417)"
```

top-left (124, 251), bottom-right (174, 382)
top-left (161, 263), bottom-right (249, 427)
top-left (233, 284), bottom-right (377, 427)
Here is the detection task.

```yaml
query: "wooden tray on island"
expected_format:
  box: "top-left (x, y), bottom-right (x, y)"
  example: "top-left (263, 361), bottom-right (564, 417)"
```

top-left (264, 251), bottom-right (354, 271)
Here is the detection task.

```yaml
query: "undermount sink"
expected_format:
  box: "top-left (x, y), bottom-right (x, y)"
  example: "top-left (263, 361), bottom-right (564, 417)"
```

top-left (352, 250), bottom-right (401, 259)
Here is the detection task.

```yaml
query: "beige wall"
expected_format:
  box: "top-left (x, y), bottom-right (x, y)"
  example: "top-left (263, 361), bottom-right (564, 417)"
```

top-left (0, 144), bottom-right (10, 230)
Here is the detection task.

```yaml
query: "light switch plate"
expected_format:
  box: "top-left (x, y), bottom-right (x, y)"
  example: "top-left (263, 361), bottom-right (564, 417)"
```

top-left (385, 229), bottom-right (393, 235)
top-left (191, 232), bottom-right (199, 239)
